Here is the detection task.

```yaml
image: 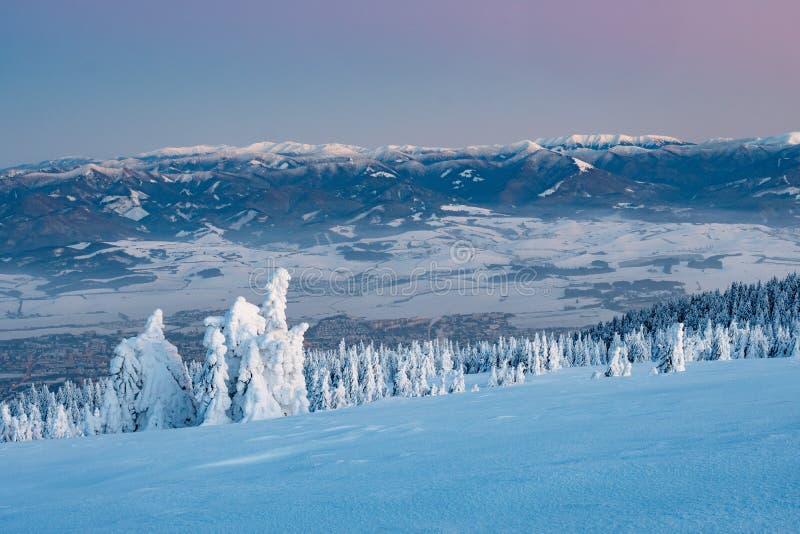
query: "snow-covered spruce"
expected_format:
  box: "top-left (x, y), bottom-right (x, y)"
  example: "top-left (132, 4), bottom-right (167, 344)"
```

top-left (654, 323), bottom-right (687, 374)
top-left (195, 268), bottom-right (310, 424)
top-left (104, 309), bottom-right (196, 432)
top-left (604, 333), bottom-right (631, 377)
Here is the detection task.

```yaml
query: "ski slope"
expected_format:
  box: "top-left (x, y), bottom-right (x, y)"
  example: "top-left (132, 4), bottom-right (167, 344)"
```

top-left (1, 359), bottom-right (799, 531)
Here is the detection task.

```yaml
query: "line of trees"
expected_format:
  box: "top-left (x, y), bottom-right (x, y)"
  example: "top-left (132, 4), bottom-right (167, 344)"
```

top-left (2, 271), bottom-right (800, 443)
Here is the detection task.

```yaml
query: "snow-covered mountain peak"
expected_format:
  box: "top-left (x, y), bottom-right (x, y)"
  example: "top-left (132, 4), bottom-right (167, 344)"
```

top-left (134, 140), bottom-right (549, 167)
top-left (535, 134), bottom-right (688, 150)
top-left (499, 139), bottom-right (545, 156)
top-left (749, 131), bottom-right (800, 146)
top-left (8, 132), bottom-right (800, 177)
top-left (139, 141), bottom-right (367, 160)
top-left (138, 145), bottom-right (225, 158)
top-left (688, 132), bottom-right (800, 149)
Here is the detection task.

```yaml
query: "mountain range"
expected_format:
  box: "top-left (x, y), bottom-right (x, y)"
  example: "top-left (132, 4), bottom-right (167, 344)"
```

top-left (1, 132), bottom-right (799, 253)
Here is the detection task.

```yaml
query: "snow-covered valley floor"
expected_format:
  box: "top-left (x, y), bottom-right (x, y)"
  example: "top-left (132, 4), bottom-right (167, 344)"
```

top-left (1, 359), bottom-right (799, 532)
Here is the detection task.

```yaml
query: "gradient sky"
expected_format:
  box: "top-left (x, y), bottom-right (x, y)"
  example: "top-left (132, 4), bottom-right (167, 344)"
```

top-left (1, 0), bottom-right (798, 166)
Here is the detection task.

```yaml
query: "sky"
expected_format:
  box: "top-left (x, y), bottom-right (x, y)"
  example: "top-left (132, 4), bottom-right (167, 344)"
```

top-left (1, 0), bottom-right (799, 167)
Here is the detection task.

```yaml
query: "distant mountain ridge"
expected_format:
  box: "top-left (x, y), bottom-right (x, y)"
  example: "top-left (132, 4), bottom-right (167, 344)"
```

top-left (1, 132), bottom-right (799, 253)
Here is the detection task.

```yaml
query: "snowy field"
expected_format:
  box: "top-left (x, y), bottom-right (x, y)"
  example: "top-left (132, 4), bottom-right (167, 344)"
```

top-left (0, 358), bottom-right (798, 532)
top-left (2, 216), bottom-right (800, 338)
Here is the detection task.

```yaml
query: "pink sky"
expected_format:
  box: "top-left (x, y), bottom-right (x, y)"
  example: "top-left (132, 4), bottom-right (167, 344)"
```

top-left (1, 0), bottom-right (798, 165)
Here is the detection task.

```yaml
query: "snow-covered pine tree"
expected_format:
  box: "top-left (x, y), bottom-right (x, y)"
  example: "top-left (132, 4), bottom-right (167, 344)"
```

top-left (0, 403), bottom-right (12, 442)
top-left (488, 362), bottom-right (499, 387)
top-left (199, 268), bottom-right (310, 422)
top-left (547, 336), bottom-right (562, 372)
top-left (107, 334), bottom-right (142, 432)
top-left (420, 343), bottom-right (436, 395)
top-left (362, 345), bottom-right (377, 403)
top-left (449, 365), bottom-right (466, 393)
top-left (393, 358), bottom-right (413, 397)
top-left (532, 333), bottom-right (543, 373)
top-left (655, 323), bottom-right (686, 374)
top-left (625, 326), bottom-right (651, 363)
top-left (372, 349), bottom-right (387, 400)
top-left (196, 318), bottom-right (232, 425)
top-left (107, 310), bottom-right (197, 431)
top-left (730, 321), bottom-right (749, 360)
top-left (215, 296), bottom-right (267, 411)
top-left (683, 331), bottom-right (703, 363)
top-left (28, 403), bottom-right (44, 440)
top-left (344, 345), bottom-right (361, 404)
top-left (47, 402), bottom-right (72, 440)
top-left (746, 324), bottom-right (771, 359)
top-left (320, 370), bottom-right (333, 410)
top-left (235, 339), bottom-right (282, 422)
top-left (10, 413), bottom-right (29, 442)
top-left (100, 380), bottom-right (123, 434)
top-left (604, 333), bottom-right (628, 377)
top-left (333, 373), bottom-right (347, 408)
top-left (439, 341), bottom-right (454, 377)
top-left (498, 358), bottom-right (510, 386)
top-left (532, 336), bottom-right (545, 375)
top-left (258, 268), bottom-right (310, 417)
top-left (712, 324), bottom-right (731, 361)
top-left (514, 362), bottom-right (526, 384)
top-left (81, 403), bottom-right (99, 437)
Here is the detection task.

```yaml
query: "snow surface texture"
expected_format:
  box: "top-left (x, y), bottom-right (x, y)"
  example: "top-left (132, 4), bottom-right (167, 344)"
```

top-left (0, 358), bottom-right (797, 531)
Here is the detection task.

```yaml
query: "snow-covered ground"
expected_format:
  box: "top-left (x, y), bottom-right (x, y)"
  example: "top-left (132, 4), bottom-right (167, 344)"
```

top-left (1, 358), bottom-right (798, 531)
top-left (3, 217), bottom-right (800, 338)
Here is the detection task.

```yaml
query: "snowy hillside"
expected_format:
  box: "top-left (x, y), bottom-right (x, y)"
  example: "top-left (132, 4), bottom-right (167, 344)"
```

top-left (0, 358), bottom-right (798, 531)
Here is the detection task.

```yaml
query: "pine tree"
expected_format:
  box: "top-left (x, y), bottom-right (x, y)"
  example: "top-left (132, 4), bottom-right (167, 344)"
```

top-left (108, 337), bottom-right (142, 432)
top-left (393, 359), bottom-right (413, 397)
top-left (605, 333), bottom-right (628, 377)
top-left (656, 323), bottom-right (686, 374)
top-left (547, 337), bottom-right (561, 372)
top-left (488, 363), bottom-right (499, 387)
top-left (344, 349), bottom-right (361, 404)
top-left (746, 325), bottom-right (771, 359)
top-left (498, 359), bottom-right (510, 386)
top-left (333, 375), bottom-right (347, 408)
top-left (235, 340), bottom-right (283, 422)
top-left (196, 319), bottom-right (232, 425)
top-left (449, 365), bottom-right (466, 394)
top-left (47, 403), bottom-right (72, 439)
top-left (0, 403), bottom-right (12, 442)
top-left (514, 362), bottom-right (526, 384)
top-left (362, 346), bottom-right (377, 404)
top-left (712, 324), bottom-right (731, 361)
top-left (372, 350), bottom-right (386, 400)
top-left (257, 270), bottom-right (310, 417)
top-left (320, 371), bottom-right (333, 410)
top-left (625, 327), bottom-right (651, 362)
top-left (100, 381), bottom-right (123, 434)
top-left (108, 310), bottom-right (196, 432)
top-left (28, 403), bottom-right (44, 440)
